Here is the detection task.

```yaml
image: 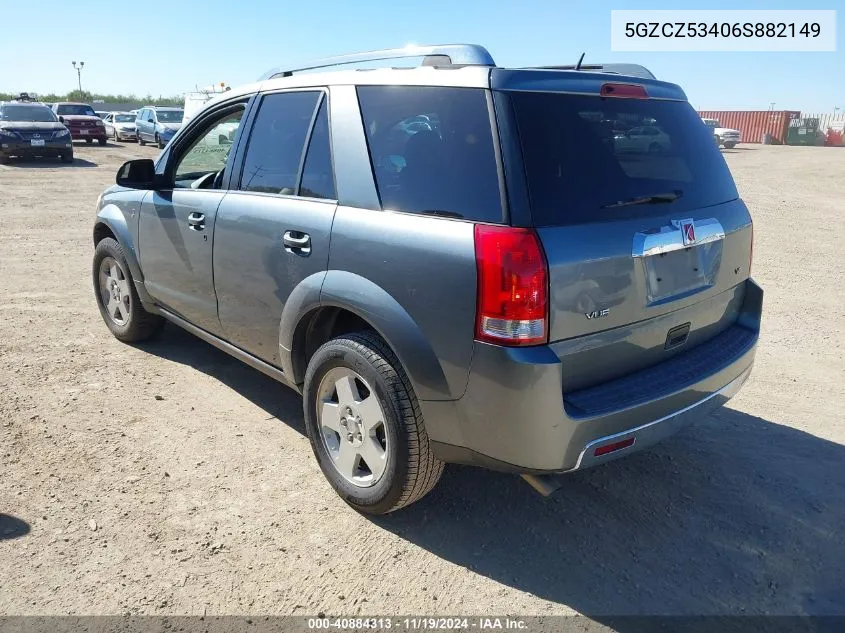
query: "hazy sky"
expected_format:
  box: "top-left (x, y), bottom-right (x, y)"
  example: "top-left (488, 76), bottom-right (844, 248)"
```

top-left (2, 0), bottom-right (842, 112)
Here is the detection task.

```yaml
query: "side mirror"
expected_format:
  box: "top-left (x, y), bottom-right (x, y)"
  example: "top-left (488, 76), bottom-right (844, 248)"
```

top-left (58, 116), bottom-right (65, 123)
top-left (116, 159), bottom-right (160, 189)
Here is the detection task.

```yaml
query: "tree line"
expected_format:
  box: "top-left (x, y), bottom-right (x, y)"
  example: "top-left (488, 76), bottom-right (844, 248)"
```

top-left (0, 90), bottom-right (182, 106)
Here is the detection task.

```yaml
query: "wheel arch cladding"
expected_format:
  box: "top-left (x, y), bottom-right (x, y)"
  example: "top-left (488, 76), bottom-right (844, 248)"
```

top-left (280, 270), bottom-right (452, 402)
top-left (94, 205), bottom-right (152, 304)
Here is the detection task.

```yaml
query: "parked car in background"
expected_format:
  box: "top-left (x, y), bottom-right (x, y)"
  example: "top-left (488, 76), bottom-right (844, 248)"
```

top-left (0, 101), bottom-right (73, 162)
top-left (135, 106), bottom-right (184, 148)
top-left (91, 44), bottom-right (761, 514)
top-left (52, 102), bottom-right (107, 145)
top-left (95, 111), bottom-right (110, 119)
top-left (613, 124), bottom-right (671, 154)
top-left (702, 118), bottom-right (741, 149)
top-left (103, 112), bottom-right (137, 142)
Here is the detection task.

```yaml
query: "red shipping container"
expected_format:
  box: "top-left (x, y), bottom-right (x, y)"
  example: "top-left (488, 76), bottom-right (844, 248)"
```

top-left (696, 110), bottom-right (801, 144)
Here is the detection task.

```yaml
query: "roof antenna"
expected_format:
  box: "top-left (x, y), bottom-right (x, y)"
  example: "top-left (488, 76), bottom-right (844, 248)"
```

top-left (575, 52), bottom-right (585, 71)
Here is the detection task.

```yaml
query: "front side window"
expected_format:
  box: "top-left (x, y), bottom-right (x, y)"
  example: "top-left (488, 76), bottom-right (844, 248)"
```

top-left (239, 91), bottom-right (321, 195)
top-left (172, 108), bottom-right (245, 188)
top-left (357, 86), bottom-right (503, 223)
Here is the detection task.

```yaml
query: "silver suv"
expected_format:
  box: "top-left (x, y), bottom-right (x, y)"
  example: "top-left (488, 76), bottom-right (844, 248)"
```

top-left (92, 44), bottom-right (762, 514)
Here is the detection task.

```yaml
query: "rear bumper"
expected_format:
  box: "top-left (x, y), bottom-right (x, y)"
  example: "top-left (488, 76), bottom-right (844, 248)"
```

top-left (427, 278), bottom-right (762, 473)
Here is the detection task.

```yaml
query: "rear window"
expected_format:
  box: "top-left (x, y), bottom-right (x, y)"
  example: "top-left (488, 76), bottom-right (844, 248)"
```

top-left (357, 86), bottom-right (503, 223)
top-left (510, 93), bottom-right (739, 226)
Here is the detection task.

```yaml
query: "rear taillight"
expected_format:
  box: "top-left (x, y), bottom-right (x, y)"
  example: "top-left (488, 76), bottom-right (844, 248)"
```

top-left (474, 225), bottom-right (548, 346)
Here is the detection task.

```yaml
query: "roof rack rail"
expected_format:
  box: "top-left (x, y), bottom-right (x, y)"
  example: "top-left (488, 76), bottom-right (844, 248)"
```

top-left (259, 44), bottom-right (496, 80)
top-left (535, 63), bottom-right (656, 80)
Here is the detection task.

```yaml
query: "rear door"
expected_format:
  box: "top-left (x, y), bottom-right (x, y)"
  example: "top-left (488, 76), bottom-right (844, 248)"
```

top-left (213, 90), bottom-right (337, 366)
top-left (138, 101), bottom-right (249, 334)
top-left (498, 80), bottom-right (753, 388)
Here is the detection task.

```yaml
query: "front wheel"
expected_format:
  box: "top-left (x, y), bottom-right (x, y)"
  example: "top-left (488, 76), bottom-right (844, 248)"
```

top-left (61, 152), bottom-right (73, 163)
top-left (98, 138), bottom-right (106, 146)
top-left (85, 138), bottom-right (93, 144)
top-left (138, 134), bottom-right (146, 146)
top-left (156, 134), bottom-right (165, 149)
top-left (303, 331), bottom-right (444, 514)
top-left (93, 237), bottom-right (164, 342)
top-left (724, 142), bottom-right (737, 149)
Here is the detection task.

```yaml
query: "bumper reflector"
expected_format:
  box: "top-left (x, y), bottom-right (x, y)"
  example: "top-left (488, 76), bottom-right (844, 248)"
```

top-left (594, 437), bottom-right (635, 457)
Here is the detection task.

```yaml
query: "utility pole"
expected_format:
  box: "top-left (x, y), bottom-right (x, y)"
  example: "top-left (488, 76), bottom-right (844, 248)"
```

top-left (71, 61), bottom-right (85, 92)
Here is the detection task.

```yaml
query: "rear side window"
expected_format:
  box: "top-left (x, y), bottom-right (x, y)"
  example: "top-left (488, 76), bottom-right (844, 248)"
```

top-left (239, 91), bottom-right (320, 195)
top-left (357, 86), bottom-right (503, 223)
top-left (299, 99), bottom-right (335, 200)
top-left (510, 93), bottom-right (739, 226)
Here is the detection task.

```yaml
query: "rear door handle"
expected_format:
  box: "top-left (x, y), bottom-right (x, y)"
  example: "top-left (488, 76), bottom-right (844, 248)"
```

top-left (283, 231), bottom-right (311, 255)
top-left (187, 212), bottom-right (205, 230)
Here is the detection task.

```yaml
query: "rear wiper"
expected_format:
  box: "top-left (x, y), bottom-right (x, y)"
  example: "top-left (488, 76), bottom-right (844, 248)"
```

top-left (419, 209), bottom-right (464, 219)
top-left (602, 191), bottom-right (683, 208)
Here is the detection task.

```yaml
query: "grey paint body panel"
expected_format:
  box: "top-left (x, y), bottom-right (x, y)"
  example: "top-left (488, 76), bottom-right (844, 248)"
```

top-left (213, 193), bottom-right (337, 365)
top-left (325, 206), bottom-right (478, 400)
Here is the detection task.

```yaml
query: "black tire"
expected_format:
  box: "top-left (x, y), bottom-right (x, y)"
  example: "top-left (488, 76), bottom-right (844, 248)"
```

top-left (0, 155), bottom-right (8, 164)
top-left (156, 134), bottom-right (165, 149)
top-left (113, 129), bottom-right (119, 142)
top-left (138, 134), bottom-right (146, 146)
top-left (98, 137), bottom-right (106, 146)
top-left (61, 152), bottom-right (73, 163)
top-left (93, 237), bottom-right (164, 343)
top-left (303, 331), bottom-right (444, 514)
top-left (85, 138), bottom-right (93, 144)
top-left (724, 142), bottom-right (736, 149)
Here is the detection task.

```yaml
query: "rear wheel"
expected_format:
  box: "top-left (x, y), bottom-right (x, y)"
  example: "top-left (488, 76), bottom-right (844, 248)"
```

top-left (303, 331), bottom-right (444, 514)
top-left (85, 138), bottom-right (93, 144)
top-left (724, 142), bottom-right (736, 149)
top-left (93, 237), bottom-right (164, 342)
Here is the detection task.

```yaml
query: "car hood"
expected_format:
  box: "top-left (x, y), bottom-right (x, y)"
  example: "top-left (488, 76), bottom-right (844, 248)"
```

top-left (114, 121), bottom-right (137, 128)
top-left (60, 115), bottom-right (100, 122)
top-left (0, 121), bottom-right (66, 132)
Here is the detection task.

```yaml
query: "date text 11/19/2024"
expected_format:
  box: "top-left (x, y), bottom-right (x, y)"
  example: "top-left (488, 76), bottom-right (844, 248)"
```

top-left (307, 617), bottom-right (529, 630)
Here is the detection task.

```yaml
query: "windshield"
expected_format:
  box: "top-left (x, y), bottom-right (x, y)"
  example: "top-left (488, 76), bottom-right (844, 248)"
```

top-left (157, 110), bottom-right (183, 123)
top-left (114, 114), bottom-right (135, 123)
top-left (703, 119), bottom-right (719, 128)
top-left (56, 104), bottom-right (96, 116)
top-left (0, 105), bottom-right (57, 122)
top-left (510, 92), bottom-right (738, 226)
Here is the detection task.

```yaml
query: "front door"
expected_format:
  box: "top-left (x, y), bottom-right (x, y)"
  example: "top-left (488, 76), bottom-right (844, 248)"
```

top-left (138, 104), bottom-right (247, 334)
top-left (214, 91), bottom-right (337, 365)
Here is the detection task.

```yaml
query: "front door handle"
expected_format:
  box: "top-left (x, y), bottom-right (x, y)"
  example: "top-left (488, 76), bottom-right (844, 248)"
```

top-left (187, 212), bottom-right (205, 231)
top-left (283, 230), bottom-right (311, 255)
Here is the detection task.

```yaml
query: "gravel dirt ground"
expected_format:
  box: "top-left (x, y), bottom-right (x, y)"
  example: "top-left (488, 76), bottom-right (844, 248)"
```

top-left (1, 142), bottom-right (843, 621)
